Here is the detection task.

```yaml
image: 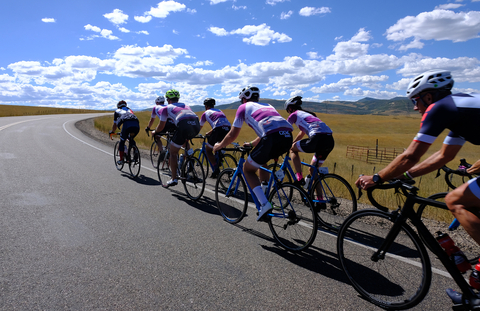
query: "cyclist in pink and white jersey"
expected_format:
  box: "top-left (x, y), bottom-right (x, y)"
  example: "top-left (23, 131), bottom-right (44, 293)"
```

top-left (145, 95), bottom-right (177, 152)
top-left (199, 98), bottom-right (231, 178)
top-left (152, 89), bottom-right (200, 188)
top-left (285, 96), bottom-right (334, 183)
top-left (213, 86), bottom-right (293, 221)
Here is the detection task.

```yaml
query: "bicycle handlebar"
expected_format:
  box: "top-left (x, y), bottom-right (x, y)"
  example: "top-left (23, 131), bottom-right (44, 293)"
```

top-left (362, 179), bottom-right (417, 212)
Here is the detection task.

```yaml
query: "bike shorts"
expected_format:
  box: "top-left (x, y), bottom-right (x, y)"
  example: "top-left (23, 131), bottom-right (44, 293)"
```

top-left (468, 177), bottom-right (480, 200)
top-left (158, 120), bottom-right (177, 135)
top-left (247, 131), bottom-right (293, 169)
top-left (171, 118), bottom-right (200, 148)
top-left (120, 119), bottom-right (140, 149)
top-left (295, 133), bottom-right (335, 161)
top-left (207, 126), bottom-right (231, 148)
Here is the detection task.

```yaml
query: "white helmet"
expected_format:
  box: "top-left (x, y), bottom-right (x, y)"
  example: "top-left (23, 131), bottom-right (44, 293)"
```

top-left (155, 96), bottom-right (165, 105)
top-left (406, 69), bottom-right (454, 99)
top-left (238, 86), bottom-right (260, 100)
top-left (285, 96), bottom-right (302, 111)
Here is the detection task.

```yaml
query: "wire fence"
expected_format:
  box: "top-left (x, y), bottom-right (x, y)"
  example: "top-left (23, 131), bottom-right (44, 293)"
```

top-left (346, 145), bottom-right (405, 164)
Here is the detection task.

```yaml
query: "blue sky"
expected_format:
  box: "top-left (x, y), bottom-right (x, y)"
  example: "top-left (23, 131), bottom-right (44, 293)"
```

top-left (1, 0), bottom-right (480, 110)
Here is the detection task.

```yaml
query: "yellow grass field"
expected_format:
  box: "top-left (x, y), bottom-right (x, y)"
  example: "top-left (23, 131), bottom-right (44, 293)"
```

top-left (94, 108), bottom-right (480, 216)
top-left (0, 104), bottom-right (105, 117)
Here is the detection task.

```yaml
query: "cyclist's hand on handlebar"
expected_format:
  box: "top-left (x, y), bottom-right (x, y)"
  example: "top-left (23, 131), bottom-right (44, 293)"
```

top-left (454, 167), bottom-right (469, 176)
top-left (355, 174), bottom-right (376, 190)
top-left (145, 127), bottom-right (150, 136)
top-left (243, 141), bottom-right (253, 148)
top-left (109, 131), bottom-right (114, 140)
top-left (213, 142), bottom-right (221, 153)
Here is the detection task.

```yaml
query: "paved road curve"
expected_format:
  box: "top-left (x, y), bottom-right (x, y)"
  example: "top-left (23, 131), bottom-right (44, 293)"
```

top-left (0, 114), bottom-right (458, 310)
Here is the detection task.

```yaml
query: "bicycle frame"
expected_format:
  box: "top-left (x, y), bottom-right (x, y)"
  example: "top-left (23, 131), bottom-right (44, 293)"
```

top-left (372, 186), bottom-right (480, 306)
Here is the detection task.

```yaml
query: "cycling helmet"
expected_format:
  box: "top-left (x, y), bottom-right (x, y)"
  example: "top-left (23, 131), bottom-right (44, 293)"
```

top-left (204, 98), bottom-right (216, 107)
top-left (155, 96), bottom-right (165, 105)
top-left (406, 69), bottom-right (454, 99)
top-left (117, 100), bottom-right (127, 109)
top-left (238, 86), bottom-right (260, 100)
top-left (285, 96), bottom-right (302, 111)
top-left (165, 89), bottom-right (180, 99)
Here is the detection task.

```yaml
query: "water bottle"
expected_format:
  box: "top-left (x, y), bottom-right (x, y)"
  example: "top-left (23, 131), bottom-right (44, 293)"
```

top-left (124, 145), bottom-right (128, 154)
top-left (178, 154), bottom-right (185, 168)
top-left (436, 231), bottom-right (472, 273)
top-left (304, 175), bottom-right (311, 190)
top-left (469, 259), bottom-right (480, 289)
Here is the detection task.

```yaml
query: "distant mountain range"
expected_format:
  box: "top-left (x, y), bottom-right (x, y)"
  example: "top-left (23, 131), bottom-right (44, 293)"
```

top-left (189, 97), bottom-right (414, 115)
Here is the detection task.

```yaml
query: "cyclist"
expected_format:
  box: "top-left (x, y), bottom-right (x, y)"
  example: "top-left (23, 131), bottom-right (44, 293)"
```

top-left (354, 69), bottom-right (480, 302)
top-left (285, 96), bottom-right (334, 209)
top-left (109, 100), bottom-right (140, 165)
top-left (145, 95), bottom-right (177, 156)
top-left (199, 98), bottom-right (232, 178)
top-left (152, 89), bottom-right (200, 188)
top-left (213, 86), bottom-right (293, 221)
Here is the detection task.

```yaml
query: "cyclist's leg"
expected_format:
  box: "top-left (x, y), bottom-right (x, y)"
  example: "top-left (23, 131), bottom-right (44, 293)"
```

top-left (312, 135), bottom-right (334, 204)
top-left (446, 178), bottom-right (480, 246)
top-left (290, 142), bottom-right (304, 181)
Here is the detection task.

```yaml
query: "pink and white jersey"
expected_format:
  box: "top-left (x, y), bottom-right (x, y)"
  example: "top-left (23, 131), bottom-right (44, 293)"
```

top-left (151, 105), bottom-right (167, 119)
top-left (287, 110), bottom-right (332, 138)
top-left (200, 109), bottom-right (231, 129)
top-left (160, 102), bottom-right (198, 126)
top-left (232, 102), bottom-right (293, 137)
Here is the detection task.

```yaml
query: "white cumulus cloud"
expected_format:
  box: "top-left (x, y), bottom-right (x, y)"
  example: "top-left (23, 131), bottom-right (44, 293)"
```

top-left (104, 9), bottom-right (128, 25)
top-left (41, 18), bottom-right (56, 23)
top-left (299, 7), bottom-right (331, 16)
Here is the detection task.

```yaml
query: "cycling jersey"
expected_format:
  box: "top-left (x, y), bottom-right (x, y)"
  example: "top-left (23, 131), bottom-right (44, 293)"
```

top-left (414, 93), bottom-right (480, 146)
top-left (114, 107), bottom-right (138, 127)
top-left (160, 102), bottom-right (198, 126)
top-left (151, 105), bottom-right (175, 126)
top-left (232, 102), bottom-right (293, 137)
top-left (287, 110), bottom-right (332, 137)
top-left (200, 109), bottom-right (231, 129)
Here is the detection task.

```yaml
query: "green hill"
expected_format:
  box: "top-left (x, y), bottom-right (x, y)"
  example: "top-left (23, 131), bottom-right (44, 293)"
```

top-left (190, 97), bottom-right (413, 115)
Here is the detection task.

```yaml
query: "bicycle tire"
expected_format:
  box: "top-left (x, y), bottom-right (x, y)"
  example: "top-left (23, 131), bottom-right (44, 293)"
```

top-left (157, 150), bottom-right (172, 186)
top-left (311, 173), bottom-right (357, 231)
top-left (150, 140), bottom-right (161, 169)
top-left (267, 183), bottom-right (317, 252)
top-left (182, 157), bottom-right (205, 201)
top-left (114, 141), bottom-right (124, 171)
top-left (337, 209), bottom-right (431, 310)
top-left (215, 168), bottom-right (248, 224)
top-left (218, 153), bottom-right (237, 173)
top-left (417, 192), bottom-right (480, 263)
top-left (128, 144), bottom-right (141, 178)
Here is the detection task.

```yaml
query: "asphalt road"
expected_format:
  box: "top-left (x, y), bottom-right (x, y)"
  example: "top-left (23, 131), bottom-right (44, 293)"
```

top-left (0, 114), bottom-right (461, 310)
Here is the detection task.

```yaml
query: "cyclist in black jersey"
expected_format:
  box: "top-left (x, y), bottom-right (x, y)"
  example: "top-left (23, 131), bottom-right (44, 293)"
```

top-left (355, 69), bottom-right (480, 302)
top-left (109, 100), bottom-right (140, 165)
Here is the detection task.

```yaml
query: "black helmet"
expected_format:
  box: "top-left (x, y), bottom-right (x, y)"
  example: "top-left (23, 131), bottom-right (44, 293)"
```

top-left (117, 100), bottom-right (127, 109)
top-left (204, 98), bottom-right (216, 107)
top-left (285, 96), bottom-right (302, 111)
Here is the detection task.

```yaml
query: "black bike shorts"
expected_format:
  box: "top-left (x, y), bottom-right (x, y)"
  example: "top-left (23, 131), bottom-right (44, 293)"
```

top-left (248, 131), bottom-right (293, 168)
top-left (296, 133), bottom-right (335, 161)
top-left (172, 118), bottom-right (200, 147)
top-left (207, 126), bottom-right (231, 147)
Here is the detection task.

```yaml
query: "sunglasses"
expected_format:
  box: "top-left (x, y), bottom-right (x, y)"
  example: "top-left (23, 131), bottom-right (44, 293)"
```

top-left (411, 93), bottom-right (426, 106)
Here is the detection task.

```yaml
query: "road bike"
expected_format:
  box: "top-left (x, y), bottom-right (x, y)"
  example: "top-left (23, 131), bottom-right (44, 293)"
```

top-left (268, 153), bottom-right (356, 231)
top-left (192, 134), bottom-right (237, 178)
top-left (111, 132), bottom-right (141, 178)
top-left (337, 179), bottom-right (480, 310)
top-left (156, 133), bottom-right (206, 201)
top-left (148, 132), bottom-right (168, 169)
top-left (214, 145), bottom-right (317, 252)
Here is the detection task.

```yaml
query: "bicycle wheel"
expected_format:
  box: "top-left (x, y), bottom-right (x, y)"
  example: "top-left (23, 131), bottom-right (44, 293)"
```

top-left (267, 183), bottom-right (317, 252)
top-left (445, 171), bottom-right (471, 190)
top-left (337, 209), bottom-right (431, 310)
top-left (218, 153), bottom-right (237, 172)
top-left (128, 144), bottom-right (141, 178)
top-left (311, 174), bottom-right (357, 231)
top-left (417, 192), bottom-right (480, 262)
top-left (182, 157), bottom-right (205, 201)
top-left (114, 141), bottom-right (124, 171)
top-left (215, 168), bottom-right (248, 224)
top-left (157, 151), bottom-right (172, 186)
top-left (150, 140), bottom-right (161, 169)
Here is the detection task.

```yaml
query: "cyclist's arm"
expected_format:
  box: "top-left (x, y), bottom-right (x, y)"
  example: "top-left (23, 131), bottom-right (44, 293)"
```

top-left (153, 120), bottom-right (166, 134)
top-left (111, 123), bottom-right (118, 133)
top-left (467, 160), bottom-right (480, 174)
top-left (146, 117), bottom-right (156, 129)
top-left (213, 127), bottom-right (240, 153)
top-left (407, 143), bottom-right (462, 178)
top-left (292, 130), bottom-right (305, 144)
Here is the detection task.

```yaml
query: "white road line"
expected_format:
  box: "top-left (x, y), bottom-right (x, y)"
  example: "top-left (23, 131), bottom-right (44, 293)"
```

top-left (0, 117), bottom-right (51, 131)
